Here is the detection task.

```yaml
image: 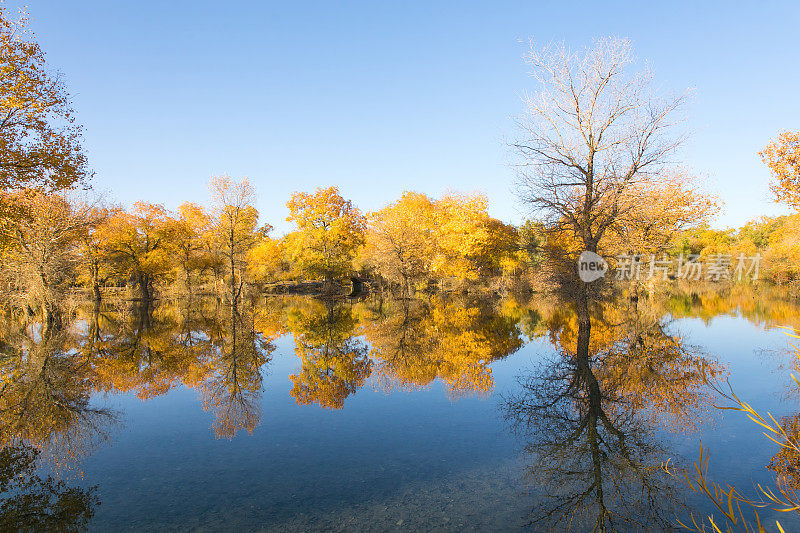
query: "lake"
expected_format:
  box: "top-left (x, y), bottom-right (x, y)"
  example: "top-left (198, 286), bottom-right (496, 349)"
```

top-left (2, 286), bottom-right (800, 531)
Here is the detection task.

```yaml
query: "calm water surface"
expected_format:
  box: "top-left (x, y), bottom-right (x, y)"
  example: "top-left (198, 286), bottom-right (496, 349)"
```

top-left (2, 288), bottom-right (800, 531)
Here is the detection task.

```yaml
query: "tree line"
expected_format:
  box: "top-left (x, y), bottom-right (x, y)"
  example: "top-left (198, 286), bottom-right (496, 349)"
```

top-left (2, 6), bottom-right (799, 329)
top-left (0, 180), bottom-right (535, 314)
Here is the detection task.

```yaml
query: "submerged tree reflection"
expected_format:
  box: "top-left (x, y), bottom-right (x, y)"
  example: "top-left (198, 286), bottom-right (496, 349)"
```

top-left (0, 316), bottom-right (109, 532)
top-left (280, 294), bottom-right (523, 408)
top-left (5, 285), bottom-right (794, 532)
top-left (503, 294), bottom-right (724, 531)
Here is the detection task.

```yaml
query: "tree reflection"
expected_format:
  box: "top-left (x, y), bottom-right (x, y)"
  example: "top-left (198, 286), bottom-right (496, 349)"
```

top-left (0, 444), bottom-right (99, 532)
top-left (503, 294), bottom-right (723, 531)
top-left (0, 321), bottom-right (117, 465)
top-left (662, 285), bottom-right (800, 330)
top-left (286, 298), bottom-right (371, 409)
top-left (84, 297), bottom-right (276, 438)
top-left (0, 286), bottom-right (788, 530)
top-left (363, 297), bottom-right (436, 393)
top-left (364, 296), bottom-right (524, 398)
top-left (0, 314), bottom-right (112, 531)
top-left (769, 412), bottom-right (800, 494)
top-left (201, 305), bottom-right (274, 438)
top-left (90, 299), bottom-right (202, 399)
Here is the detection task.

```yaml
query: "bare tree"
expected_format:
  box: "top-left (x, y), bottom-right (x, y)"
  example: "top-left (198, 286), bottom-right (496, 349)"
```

top-left (512, 37), bottom-right (692, 260)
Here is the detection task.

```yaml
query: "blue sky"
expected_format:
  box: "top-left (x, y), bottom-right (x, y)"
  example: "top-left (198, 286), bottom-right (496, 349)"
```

top-left (12, 1), bottom-right (800, 234)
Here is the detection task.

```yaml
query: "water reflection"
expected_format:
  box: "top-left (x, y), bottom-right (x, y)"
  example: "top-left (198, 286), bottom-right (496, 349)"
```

top-left (0, 319), bottom-right (117, 463)
top-left (503, 294), bottom-right (724, 531)
top-left (769, 412), bottom-right (800, 492)
top-left (364, 296), bottom-right (523, 398)
top-left (0, 317), bottom-right (112, 531)
top-left (0, 444), bottom-right (99, 531)
top-left (86, 298), bottom-right (276, 438)
top-left (0, 287), bottom-right (798, 530)
top-left (201, 305), bottom-right (274, 438)
top-left (286, 298), bottom-right (371, 410)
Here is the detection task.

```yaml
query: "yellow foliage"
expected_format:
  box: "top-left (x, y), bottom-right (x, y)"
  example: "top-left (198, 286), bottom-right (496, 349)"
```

top-left (760, 131), bottom-right (800, 210)
top-left (363, 191), bottom-right (436, 290)
top-left (285, 186), bottom-right (366, 281)
top-left (763, 214), bottom-right (800, 283)
top-left (285, 299), bottom-right (371, 409)
top-left (432, 193), bottom-right (518, 280)
top-left (0, 190), bottom-right (94, 318)
top-left (364, 296), bottom-right (523, 398)
top-left (0, 6), bottom-right (90, 194)
top-left (96, 202), bottom-right (175, 298)
top-left (247, 237), bottom-right (287, 283)
top-left (607, 172), bottom-right (720, 255)
top-left (362, 190), bottom-right (519, 288)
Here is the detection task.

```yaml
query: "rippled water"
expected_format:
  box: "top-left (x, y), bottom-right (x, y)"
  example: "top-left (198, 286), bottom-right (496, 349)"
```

top-left (2, 287), bottom-right (800, 531)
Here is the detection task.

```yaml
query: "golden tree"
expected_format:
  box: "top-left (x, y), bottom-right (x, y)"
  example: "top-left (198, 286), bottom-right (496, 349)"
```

top-left (0, 190), bottom-right (96, 328)
top-left (172, 202), bottom-right (213, 294)
top-left (363, 191), bottom-right (436, 295)
top-left (209, 175), bottom-right (266, 306)
top-left (760, 131), bottom-right (800, 210)
top-left (285, 186), bottom-right (366, 285)
top-left (363, 191), bottom-right (519, 291)
top-left (247, 236), bottom-right (287, 285)
top-left (604, 172), bottom-right (718, 257)
top-left (432, 193), bottom-right (519, 282)
top-left (0, 7), bottom-right (90, 197)
top-left (762, 215), bottom-right (800, 283)
top-left (76, 205), bottom-right (116, 304)
top-left (96, 202), bottom-right (175, 301)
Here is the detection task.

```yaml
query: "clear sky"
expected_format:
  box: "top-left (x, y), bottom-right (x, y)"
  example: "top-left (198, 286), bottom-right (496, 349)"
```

top-left (11, 1), bottom-right (800, 234)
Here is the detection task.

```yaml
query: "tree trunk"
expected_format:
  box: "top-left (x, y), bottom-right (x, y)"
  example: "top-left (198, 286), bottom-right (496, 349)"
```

top-left (91, 261), bottom-right (102, 303)
top-left (136, 272), bottom-right (153, 302)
